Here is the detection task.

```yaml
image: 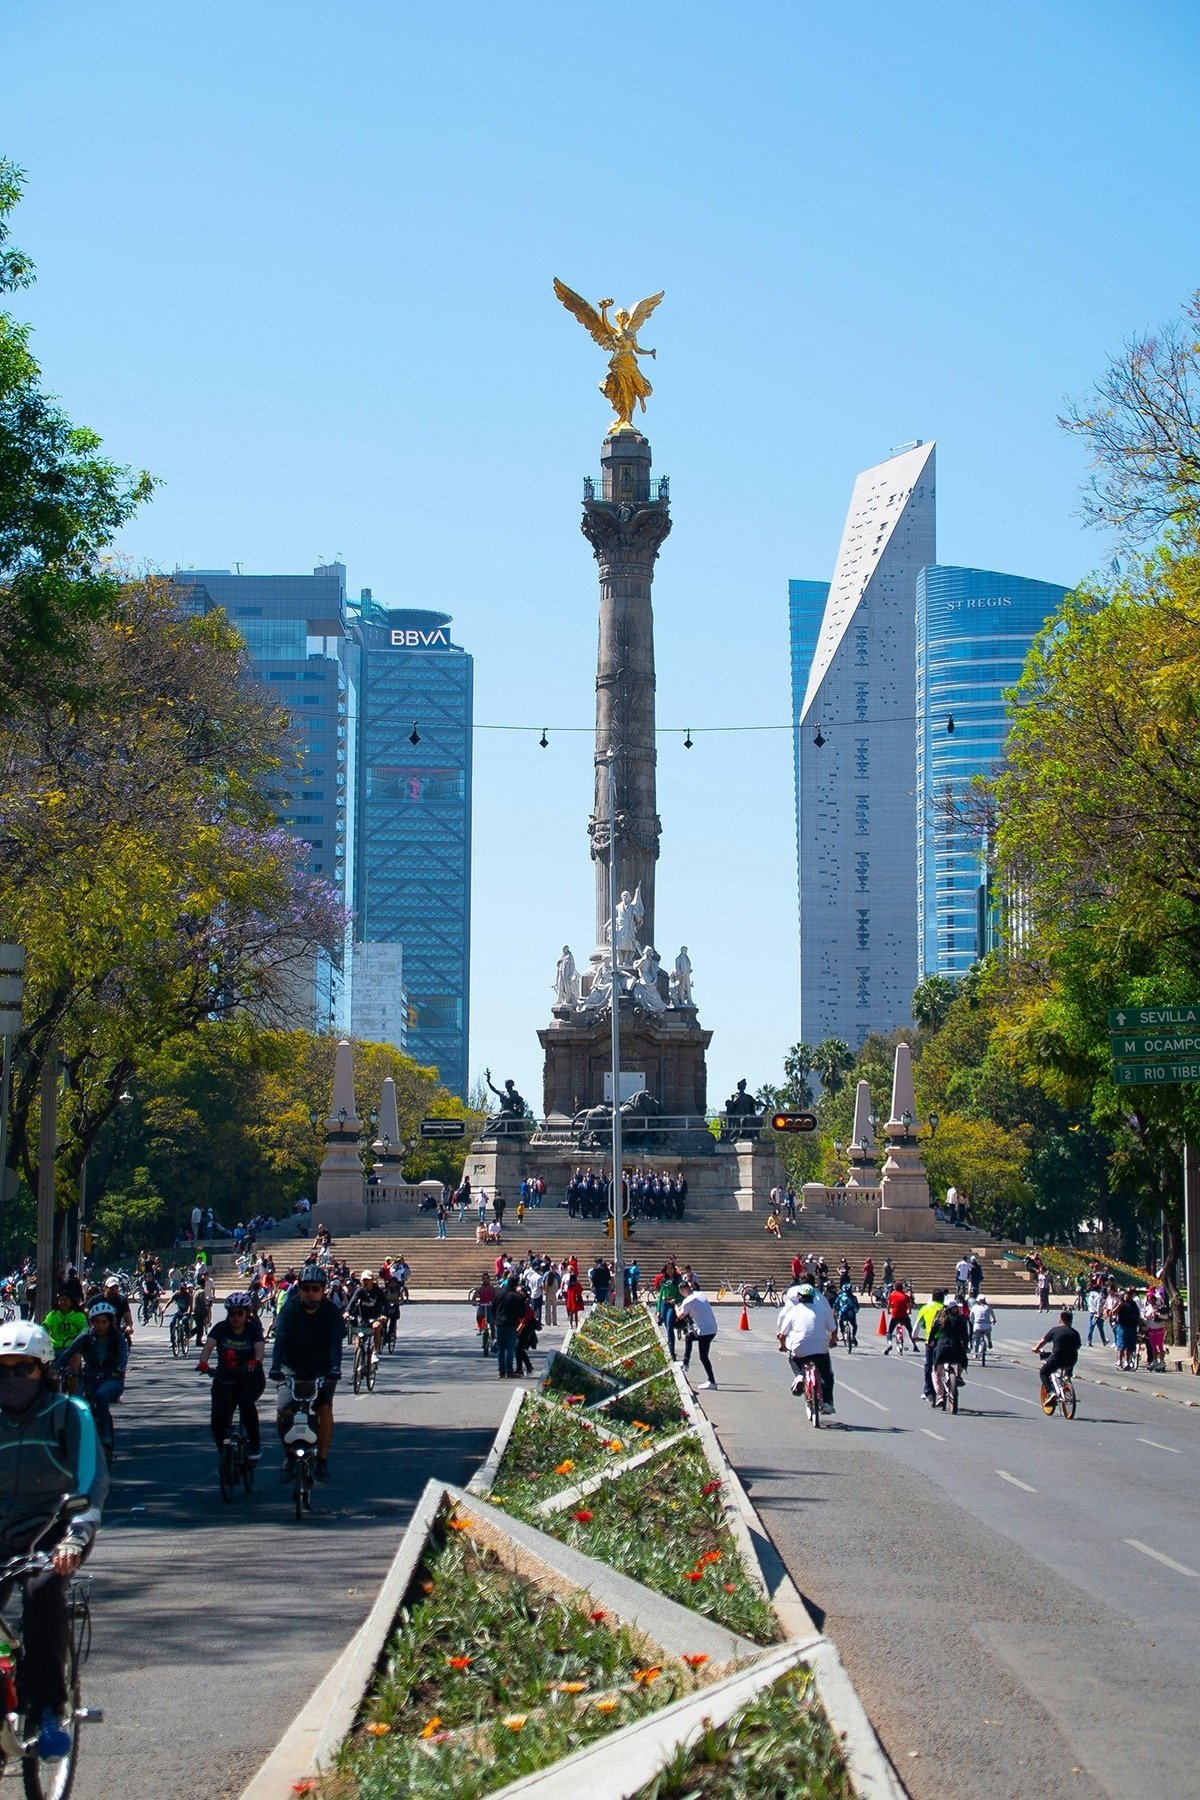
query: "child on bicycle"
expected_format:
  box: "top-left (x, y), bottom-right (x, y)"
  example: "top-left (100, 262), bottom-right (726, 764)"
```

top-left (833, 1282), bottom-right (859, 1347)
top-left (197, 1293), bottom-right (266, 1463)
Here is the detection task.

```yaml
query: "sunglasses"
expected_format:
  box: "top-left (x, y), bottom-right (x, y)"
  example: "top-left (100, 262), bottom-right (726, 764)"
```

top-left (0, 1361), bottom-right (41, 1378)
top-left (299, 1283), bottom-right (324, 1294)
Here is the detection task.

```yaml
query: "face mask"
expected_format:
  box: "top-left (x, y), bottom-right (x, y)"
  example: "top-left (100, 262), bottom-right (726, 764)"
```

top-left (0, 1375), bottom-right (41, 1414)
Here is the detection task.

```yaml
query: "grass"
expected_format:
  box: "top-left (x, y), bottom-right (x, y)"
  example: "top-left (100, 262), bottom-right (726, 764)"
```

top-left (632, 1665), bottom-right (852, 1799)
top-left (502, 1433), bottom-right (778, 1646)
top-left (489, 1395), bottom-right (645, 1512)
top-left (328, 1512), bottom-right (697, 1800)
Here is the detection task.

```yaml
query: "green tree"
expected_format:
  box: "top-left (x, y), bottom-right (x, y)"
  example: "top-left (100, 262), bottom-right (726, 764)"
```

top-left (0, 161), bottom-right (154, 710)
top-left (911, 975), bottom-right (957, 1032)
top-left (810, 1037), bottom-right (854, 1097)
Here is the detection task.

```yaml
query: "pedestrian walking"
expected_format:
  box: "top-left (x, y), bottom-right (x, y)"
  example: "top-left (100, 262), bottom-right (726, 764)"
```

top-left (543, 1264), bottom-right (559, 1325)
top-left (1086, 1286), bottom-right (1107, 1346)
top-left (436, 1200), bottom-right (448, 1239)
top-left (675, 1280), bottom-right (719, 1390)
top-left (1036, 1268), bottom-right (1052, 1312)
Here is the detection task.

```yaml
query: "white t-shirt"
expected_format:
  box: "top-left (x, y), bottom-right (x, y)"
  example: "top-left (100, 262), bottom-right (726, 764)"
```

top-left (676, 1291), bottom-right (717, 1337)
top-left (955, 1258), bottom-right (971, 1282)
top-left (970, 1302), bottom-right (995, 1331)
top-left (779, 1293), bottom-right (836, 1359)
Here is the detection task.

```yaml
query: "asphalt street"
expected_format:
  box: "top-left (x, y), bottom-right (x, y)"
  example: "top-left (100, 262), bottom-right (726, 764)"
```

top-left (696, 1302), bottom-right (1200, 1800)
top-left (71, 1300), bottom-right (563, 1800)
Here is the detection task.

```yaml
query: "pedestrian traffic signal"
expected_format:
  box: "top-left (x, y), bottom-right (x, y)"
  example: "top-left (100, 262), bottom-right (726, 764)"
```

top-left (770, 1111), bottom-right (818, 1134)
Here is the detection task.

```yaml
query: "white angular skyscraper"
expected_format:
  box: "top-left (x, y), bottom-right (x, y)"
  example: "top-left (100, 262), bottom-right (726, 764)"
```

top-left (795, 441), bottom-right (936, 1047)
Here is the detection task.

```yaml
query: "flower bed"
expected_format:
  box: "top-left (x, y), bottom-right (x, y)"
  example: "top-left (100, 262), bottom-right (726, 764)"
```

top-left (542, 1353), bottom-right (617, 1409)
top-left (629, 1664), bottom-right (852, 1799)
top-left (602, 1370), bottom-right (687, 1434)
top-left (320, 1505), bottom-right (703, 1800)
top-left (499, 1432), bottom-right (777, 1647)
top-left (488, 1395), bottom-right (648, 1514)
top-left (1036, 1244), bottom-right (1152, 1292)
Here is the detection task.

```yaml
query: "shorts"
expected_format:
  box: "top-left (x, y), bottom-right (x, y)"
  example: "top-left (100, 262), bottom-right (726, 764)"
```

top-left (275, 1374), bottom-right (329, 1413)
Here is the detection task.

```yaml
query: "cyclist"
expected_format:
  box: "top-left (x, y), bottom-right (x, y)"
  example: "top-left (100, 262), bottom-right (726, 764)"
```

top-left (1033, 1309), bottom-right (1081, 1412)
top-left (777, 1282), bottom-right (837, 1414)
top-left (0, 1319), bottom-right (107, 1759)
top-left (137, 1265), bottom-right (162, 1323)
top-left (59, 1301), bottom-right (129, 1448)
top-left (382, 1273), bottom-right (403, 1344)
top-left (191, 1271), bottom-right (212, 1349)
top-left (43, 1288), bottom-right (88, 1358)
top-left (393, 1257), bottom-right (411, 1303)
top-left (833, 1281), bottom-right (859, 1348)
top-left (346, 1268), bottom-right (388, 1364)
top-left (915, 1288), bottom-right (947, 1401)
top-left (197, 1292), bottom-right (266, 1467)
top-left (268, 1262), bottom-right (344, 1483)
top-left (101, 1274), bottom-right (134, 1342)
top-left (883, 1280), bottom-right (915, 1353)
top-left (167, 1279), bottom-right (194, 1346)
top-left (928, 1295), bottom-right (970, 1408)
top-left (969, 1294), bottom-right (996, 1358)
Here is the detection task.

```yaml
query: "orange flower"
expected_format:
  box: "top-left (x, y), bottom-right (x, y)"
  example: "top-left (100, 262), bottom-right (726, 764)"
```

top-left (699, 1550), bottom-right (722, 1564)
top-left (682, 1653), bottom-right (709, 1669)
top-left (419, 1717), bottom-right (442, 1738)
top-left (632, 1420), bottom-right (651, 1431)
top-left (607, 1439), bottom-right (624, 1452)
top-left (593, 1697), bottom-right (619, 1714)
top-left (447, 1655), bottom-right (472, 1670)
top-left (365, 1721), bottom-right (391, 1737)
top-left (573, 1509), bottom-right (593, 1523)
top-left (684, 1569), bottom-right (704, 1582)
top-left (554, 1459), bottom-right (576, 1475)
top-left (420, 1580), bottom-right (435, 1593)
top-left (633, 1666), bottom-right (662, 1685)
top-left (291, 1785), bottom-right (316, 1795)
top-left (503, 1714), bottom-right (528, 1731)
top-left (447, 1515), bottom-right (471, 1531)
top-left (552, 1680), bottom-right (587, 1694)
top-left (723, 1582), bottom-right (736, 1593)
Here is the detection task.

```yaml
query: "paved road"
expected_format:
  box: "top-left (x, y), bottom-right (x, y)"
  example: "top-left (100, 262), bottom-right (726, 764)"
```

top-left (696, 1303), bottom-right (1200, 1800)
top-left (72, 1302), bottom-right (562, 1800)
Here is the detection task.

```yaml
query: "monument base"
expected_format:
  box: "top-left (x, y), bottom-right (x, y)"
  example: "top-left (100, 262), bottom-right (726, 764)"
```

top-left (537, 1001), bottom-right (713, 1154)
top-left (715, 1139), bottom-right (785, 1212)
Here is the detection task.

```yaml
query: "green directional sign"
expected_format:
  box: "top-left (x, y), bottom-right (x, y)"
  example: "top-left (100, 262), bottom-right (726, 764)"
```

top-left (1112, 1060), bottom-right (1200, 1087)
top-left (1108, 1002), bottom-right (1200, 1031)
top-left (1110, 1031), bottom-right (1200, 1061)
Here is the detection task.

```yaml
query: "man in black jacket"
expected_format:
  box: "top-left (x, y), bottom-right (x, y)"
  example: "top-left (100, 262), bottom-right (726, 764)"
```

top-left (269, 1263), bottom-right (345, 1481)
top-left (493, 1277), bottom-right (526, 1379)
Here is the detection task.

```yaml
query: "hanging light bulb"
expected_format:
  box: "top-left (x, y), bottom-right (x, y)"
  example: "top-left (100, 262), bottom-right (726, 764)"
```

top-left (409, 722), bottom-right (420, 746)
top-left (813, 725), bottom-right (826, 749)
top-left (539, 728), bottom-right (549, 749)
top-left (683, 728), bottom-right (693, 750)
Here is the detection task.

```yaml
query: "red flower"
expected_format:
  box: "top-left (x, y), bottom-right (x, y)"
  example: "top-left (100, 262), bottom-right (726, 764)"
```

top-left (447, 1655), bottom-right (472, 1670)
top-left (589, 1610), bottom-right (606, 1623)
top-left (682, 1653), bottom-right (709, 1669)
top-left (573, 1509), bottom-right (593, 1523)
top-left (700, 1479), bottom-right (721, 1497)
top-left (684, 1569), bottom-right (704, 1582)
top-left (723, 1582), bottom-right (736, 1593)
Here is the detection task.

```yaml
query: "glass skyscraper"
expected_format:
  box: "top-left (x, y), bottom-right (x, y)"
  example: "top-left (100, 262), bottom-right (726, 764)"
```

top-left (915, 565), bottom-right (1067, 980)
top-left (352, 603), bottom-right (473, 1098)
top-left (173, 563), bottom-right (357, 1032)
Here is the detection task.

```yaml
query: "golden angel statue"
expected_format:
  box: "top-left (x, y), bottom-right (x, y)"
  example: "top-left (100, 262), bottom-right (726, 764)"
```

top-left (553, 278), bottom-right (664, 433)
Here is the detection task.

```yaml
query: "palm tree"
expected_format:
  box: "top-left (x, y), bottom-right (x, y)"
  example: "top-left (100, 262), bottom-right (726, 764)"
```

top-left (781, 1043), bottom-right (815, 1109)
top-left (911, 975), bottom-right (957, 1032)
top-left (810, 1037), bottom-right (854, 1096)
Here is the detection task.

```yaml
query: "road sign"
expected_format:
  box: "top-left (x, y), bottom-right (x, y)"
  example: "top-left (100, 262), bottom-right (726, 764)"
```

top-left (1112, 1060), bottom-right (1200, 1087)
top-left (770, 1111), bottom-right (819, 1134)
top-left (1108, 1002), bottom-right (1200, 1031)
top-left (419, 1118), bottom-right (466, 1139)
top-left (1110, 1031), bottom-right (1200, 1060)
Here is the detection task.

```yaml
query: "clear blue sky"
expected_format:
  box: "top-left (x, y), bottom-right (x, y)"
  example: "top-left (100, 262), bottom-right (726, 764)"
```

top-left (4, 0), bottom-right (1197, 1107)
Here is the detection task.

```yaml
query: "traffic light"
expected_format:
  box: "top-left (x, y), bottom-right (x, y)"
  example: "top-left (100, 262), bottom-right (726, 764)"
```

top-left (770, 1111), bottom-right (818, 1134)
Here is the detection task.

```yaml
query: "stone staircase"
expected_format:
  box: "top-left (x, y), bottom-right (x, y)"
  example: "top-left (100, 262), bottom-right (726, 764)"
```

top-left (289, 1211), bottom-right (1036, 1302)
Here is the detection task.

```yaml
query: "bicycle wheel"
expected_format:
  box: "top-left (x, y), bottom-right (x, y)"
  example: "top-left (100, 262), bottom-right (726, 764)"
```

top-left (1060, 1377), bottom-right (1077, 1420)
top-left (242, 1447), bottom-right (254, 1494)
top-left (352, 1345), bottom-right (364, 1396)
top-left (169, 1318), bottom-right (182, 1359)
top-left (948, 1370), bottom-right (959, 1415)
top-left (219, 1443), bottom-right (234, 1504)
top-left (22, 1642), bottom-right (78, 1800)
top-left (293, 1465), bottom-right (305, 1522)
top-left (366, 1348), bottom-right (378, 1392)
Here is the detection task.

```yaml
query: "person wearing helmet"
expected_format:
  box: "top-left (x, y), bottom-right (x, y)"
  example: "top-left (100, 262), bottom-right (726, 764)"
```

top-left (0, 1318), bottom-right (107, 1759)
top-left (197, 1293), bottom-right (266, 1463)
top-left (969, 1294), bottom-right (996, 1359)
top-left (346, 1269), bottom-right (388, 1363)
top-left (59, 1302), bottom-right (129, 1458)
top-left (914, 1288), bottom-right (947, 1400)
top-left (268, 1263), bottom-right (343, 1482)
top-left (928, 1296), bottom-right (971, 1408)
top-left (776, 1282), bottom-right (838, 1413)
top-left (101, 1275), bottom-right (134, 1343)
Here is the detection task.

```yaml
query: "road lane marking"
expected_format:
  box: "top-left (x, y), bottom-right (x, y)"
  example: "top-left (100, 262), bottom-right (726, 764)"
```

top-left (1137, 1438), bottom-right (1180, 1454)
top-left (1125, 1539), bottom-right (1198, 1578)
top-left (920, 1427), bottom-right (945, 1442)
top-left (996, 1470), bottom-right (1037, 1493)
top-left (979, 1383), bottom-right (1038, 1406)
top-left (838, 1382), bottom-right (890, 1413)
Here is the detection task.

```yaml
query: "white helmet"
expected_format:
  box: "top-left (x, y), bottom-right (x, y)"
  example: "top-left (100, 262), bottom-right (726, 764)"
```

top-left (0, 1320), bottom-right (54, 1363)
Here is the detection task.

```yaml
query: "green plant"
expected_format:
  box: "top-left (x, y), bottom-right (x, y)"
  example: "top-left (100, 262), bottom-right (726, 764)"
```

top-left (632, 1665), bottom-right (851, 1798)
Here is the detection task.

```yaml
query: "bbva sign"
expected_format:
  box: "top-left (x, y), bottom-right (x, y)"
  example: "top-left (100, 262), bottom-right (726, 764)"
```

top-left (390, 628), bottom-right (450, 648)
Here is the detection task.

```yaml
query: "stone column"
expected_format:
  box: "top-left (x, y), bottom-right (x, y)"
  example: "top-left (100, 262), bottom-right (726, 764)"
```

top-left (582, 430), bottom-right (671, 954)
top-left (876, 1043), bottom-right (932, 1236)
top-left (317, 1039), bottom-right (365, 1212)
top-left (845, 1079), bottom-right (877, 1188)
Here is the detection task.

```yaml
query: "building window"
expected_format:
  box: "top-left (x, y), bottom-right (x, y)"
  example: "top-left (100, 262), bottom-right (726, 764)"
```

top-left (855, 852), bottom-right (869, 893)
top-left (855, 684), bottom-right (869, 721)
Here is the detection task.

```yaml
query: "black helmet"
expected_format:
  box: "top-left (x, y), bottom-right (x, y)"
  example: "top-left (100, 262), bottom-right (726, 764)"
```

top-left (299, 1262), bottom-right (327, 1287)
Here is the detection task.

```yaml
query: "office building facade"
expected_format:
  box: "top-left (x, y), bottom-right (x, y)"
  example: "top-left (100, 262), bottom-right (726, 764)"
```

top-left (173, 563), bottom-right (358, 1033)
top-left (353, 604), bottom-right (473, 1098)
top-left (915, 564), bottom-right (1067, 980)
top-left (794, 442), bottom-right (936, 1047)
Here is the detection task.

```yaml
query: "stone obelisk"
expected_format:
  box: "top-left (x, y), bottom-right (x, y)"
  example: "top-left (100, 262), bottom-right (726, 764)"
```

top-left (583, 431), bottom-right (672, 953)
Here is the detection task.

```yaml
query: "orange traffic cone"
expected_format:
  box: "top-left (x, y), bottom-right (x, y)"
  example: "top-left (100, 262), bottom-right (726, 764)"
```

top-left (739, 1300), bottom-right (750, 1331)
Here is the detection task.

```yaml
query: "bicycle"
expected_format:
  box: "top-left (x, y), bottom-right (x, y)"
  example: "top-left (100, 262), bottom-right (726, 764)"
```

top-left (199, 1371), bottom-right (256, 1501)
top-left (168, 1311), bottom-right (192, 1359)
top-left (278, 1375), bottom-right (323, 1521)
top-left (383, 1310), bottom-right (399, 1354)
top-left (136, 1292), bottom-right (160, 1328)
top-left (972, 1329), bottom-right (991, 1367)
top-left (0, 1494), bottom-right (103, 1800)
top-left (933, 1360), bottom-right (963, 1413)
top-left (793, 1356), bottom-right (823, 1428)
top-left (74, 1377), bottom-right (115, 1469)
top-left (351, 1326), bottom-right (379, 1395)
top-left (1042, 1367), bottom-right (1077, 1419)
top-left (838, 1315), bottom-right (857, 1353)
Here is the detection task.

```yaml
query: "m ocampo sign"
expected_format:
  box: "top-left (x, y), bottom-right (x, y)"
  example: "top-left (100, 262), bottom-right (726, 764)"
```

top-left (391, 628), bottom-right (450, 648)
top-left (1113, 1061), bottom-right (1200, 1087)
top-left (419, 1117), bottom-right (466, 1139)
top-left (1108, 1002), bottom-right (1200, 1031)
top-left (1111, 1031), bottom-right (1200, 1060)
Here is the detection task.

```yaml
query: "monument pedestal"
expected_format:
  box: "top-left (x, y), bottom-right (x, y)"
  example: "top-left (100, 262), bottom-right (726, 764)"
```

top-left (538, 1001), bottom-right (713, 1154)
top-left (715, 1139), bottom-right (785, 1212)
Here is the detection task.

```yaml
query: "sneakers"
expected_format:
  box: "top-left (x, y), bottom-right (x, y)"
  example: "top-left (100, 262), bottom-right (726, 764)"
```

top-left (696, 1380), bottom-right (717, 1391)
top-left (247, 1451), bottom-right (261, 1463)
top-left (823, 1401), bottom-right (835, 1415)
top-left (791, 1375), bottom-right (806, 1395)
top-left (883, 1344), bottom-right (891, 1355)
top-left (36, 1709), bottom-right (71, 1759)
top-left (314, 1461), bottom-right (331, 1484)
